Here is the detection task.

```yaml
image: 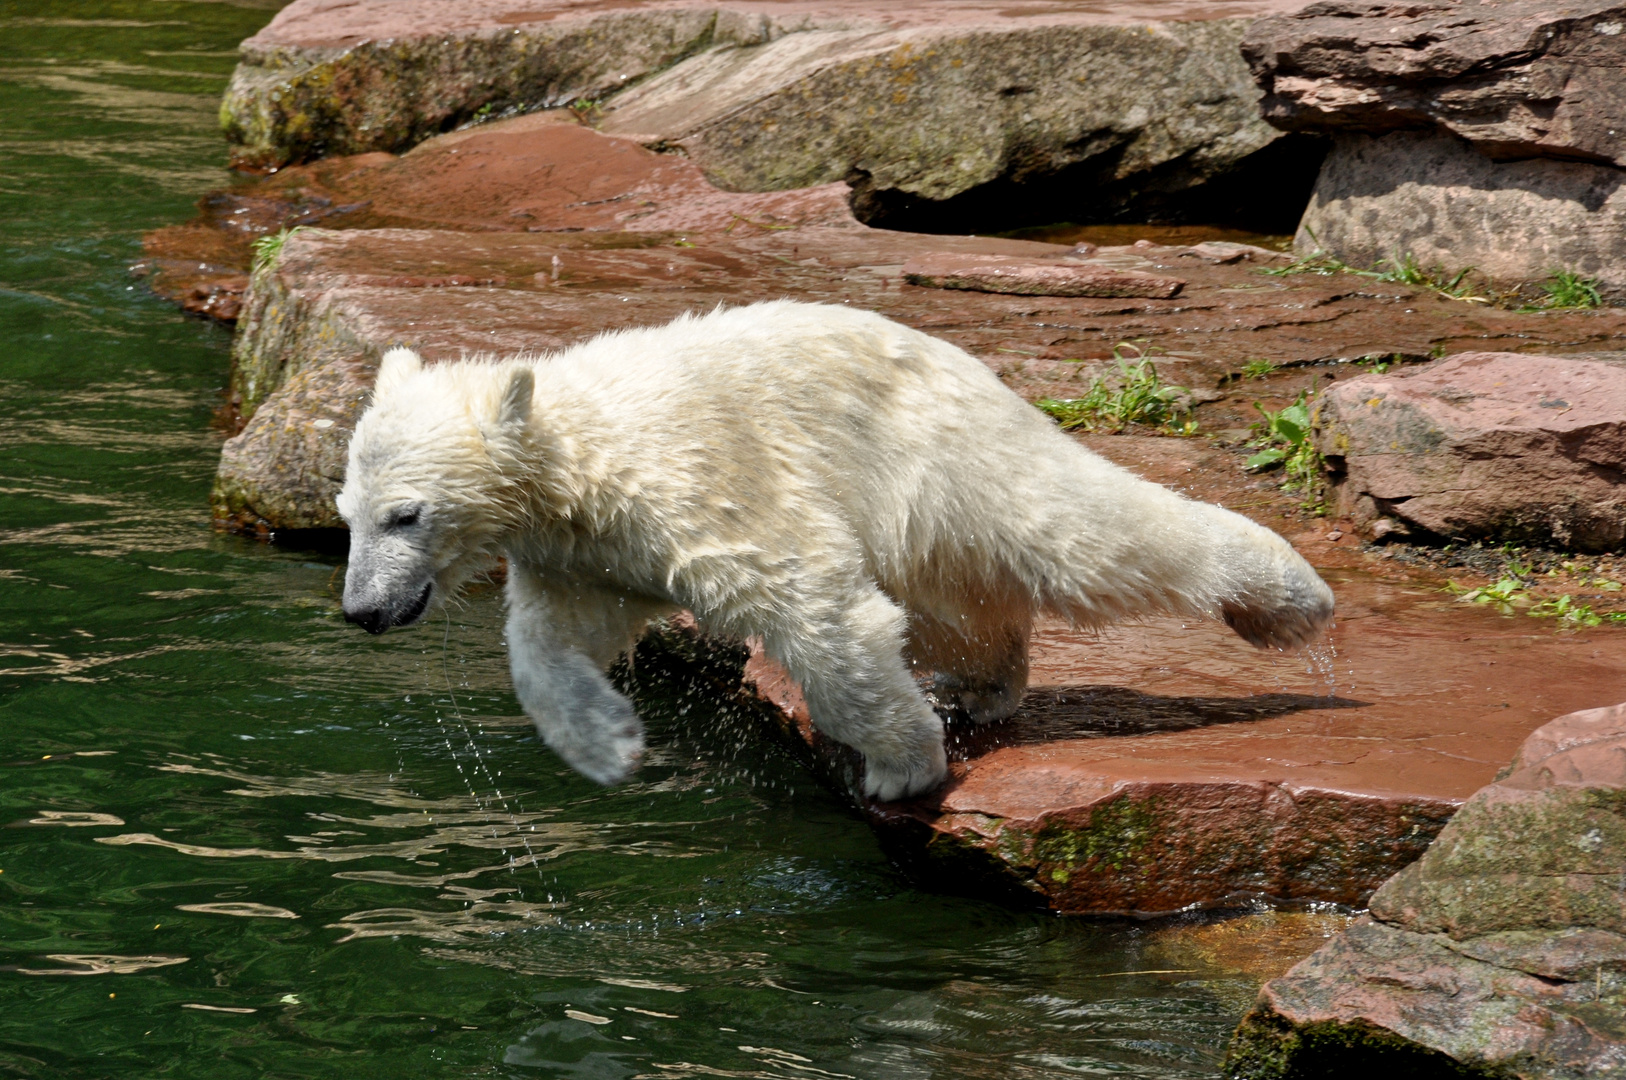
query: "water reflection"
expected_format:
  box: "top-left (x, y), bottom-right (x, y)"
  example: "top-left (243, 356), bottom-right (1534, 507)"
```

top-left (12, 955), bottom-right (189, 977)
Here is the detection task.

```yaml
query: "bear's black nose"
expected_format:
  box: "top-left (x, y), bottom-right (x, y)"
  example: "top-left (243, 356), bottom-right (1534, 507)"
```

top-left (343, 605), bottom-right (389, 635)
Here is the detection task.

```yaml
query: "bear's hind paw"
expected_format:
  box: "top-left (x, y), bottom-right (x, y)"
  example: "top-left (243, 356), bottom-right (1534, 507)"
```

top-left (861, 740), bottom-right (949, 802)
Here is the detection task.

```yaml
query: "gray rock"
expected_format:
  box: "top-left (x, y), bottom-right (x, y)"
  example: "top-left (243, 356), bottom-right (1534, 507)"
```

top-left (1314, 351), bottom-right (1626, 552)
top-left (1297, 130), bottom-right (1626, 292)
top-left (221, 0), bottom-right (1315, 227)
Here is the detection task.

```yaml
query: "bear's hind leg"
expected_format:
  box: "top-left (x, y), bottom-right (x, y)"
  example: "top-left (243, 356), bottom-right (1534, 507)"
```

top-left (912, 617), bottom-right (1031, 725)
top-left (506, 562), bottom-right (670, 785)
top-left (759, 584), bottom-right (947, 802)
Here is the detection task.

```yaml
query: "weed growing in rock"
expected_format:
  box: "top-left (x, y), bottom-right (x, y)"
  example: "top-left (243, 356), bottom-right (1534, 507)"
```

top-left (1260, 251), bottom-right (1347, 278)
top-left (1537, 270), bottom-right (1602, 310)
top-left (569, 97), bottom-right (604, 125)
top-left (1246, 391), bottom-right (1324, 508)
top-left (1443, 555), bottom-right (1626, 629)
top-left (1240, 358), bottom-right (1274, 380)
top-left (250, 226), bottom-right (303, 274)
top-left (1262, 242), bottom-right (1491, 304)
top-left (1035, 342), bottom-right (1197, 435)
top-left (1529, 594), bottom-right (1626, 627)
top-left (1451, 575), bottom-right (1532, 615)
top-left (1370, 253), bottom-right (1489, 302)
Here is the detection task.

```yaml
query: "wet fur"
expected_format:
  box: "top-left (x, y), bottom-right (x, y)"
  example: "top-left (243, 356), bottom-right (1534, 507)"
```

top-left (337, 301), bottom-right (1335, 800)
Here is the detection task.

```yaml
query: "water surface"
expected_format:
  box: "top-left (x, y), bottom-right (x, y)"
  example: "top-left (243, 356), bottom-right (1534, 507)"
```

top-left (1, 5), bottom-right (1279, 1076)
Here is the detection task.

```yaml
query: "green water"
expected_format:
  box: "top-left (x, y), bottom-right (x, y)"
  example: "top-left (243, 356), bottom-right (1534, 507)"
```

top-left (0, 5), bottom-right (1256, 1076)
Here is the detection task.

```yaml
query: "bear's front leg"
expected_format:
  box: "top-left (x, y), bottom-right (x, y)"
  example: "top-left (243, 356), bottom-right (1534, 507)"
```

top-left (505, 563), bottom-right (667, 786)
top-left (761, 584), bottom-right (948, 802)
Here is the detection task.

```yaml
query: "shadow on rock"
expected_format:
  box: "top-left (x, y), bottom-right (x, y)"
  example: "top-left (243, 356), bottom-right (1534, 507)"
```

top-left (946, 686), bottom-right (1369, 757)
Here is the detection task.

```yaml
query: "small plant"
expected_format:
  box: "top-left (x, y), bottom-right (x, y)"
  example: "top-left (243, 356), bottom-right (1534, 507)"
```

top-left (1355, 353), bottom-right (1398, 375)
top-left (250, 226), bottom-right (303, 274)
top-left (568, 97), bottom-right (603, 124)
top-left (1538, 270), bottom-right (1602, 310)
top-left (1371, 254), bottom-right (1489, 303)
top-left (1261, 251), bottom-right (1349, 278)
top-left (1260, 240), bottom-right (1489, 303)
top-left (1450, 576), bottom-right (1531, 615)
top-left (470, 101), bottom-right (496, 123)
top-left (1246, 391), bottom-right (1323, 502)
top-left (1240, 358), bottom-right (1274, 380)
top-left (1530, 594), bottom-right (1606, 627)
top-left (1035, 342), bottom-right (1197, 435)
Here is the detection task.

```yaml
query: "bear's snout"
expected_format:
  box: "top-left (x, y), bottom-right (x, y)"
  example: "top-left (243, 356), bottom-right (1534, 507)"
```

top-left (343, 581), bottom-right (432, 635)
top-left (343, 604), bottom-right (391, 635)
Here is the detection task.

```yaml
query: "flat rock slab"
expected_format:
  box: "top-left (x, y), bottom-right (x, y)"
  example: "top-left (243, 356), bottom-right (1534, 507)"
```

top-left (223, 0), bottom-right (1316, 227)
top-left (270, 112), bottom-right (863, 234)
top-left (902, 253), bottom-right (1186, 299)
top-left (141, 114), bottom-right (856, 323)
top-left (1316, 351), bottom-right (1626, 551)
top-left (1226, 702), bottom-right (1626, 1078)
top-left (1243, 0), bottom-right (1626, 166)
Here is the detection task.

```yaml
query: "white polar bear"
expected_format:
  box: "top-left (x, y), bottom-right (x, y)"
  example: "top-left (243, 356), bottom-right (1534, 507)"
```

top-left (337, 300), bottom-right (1333, 800)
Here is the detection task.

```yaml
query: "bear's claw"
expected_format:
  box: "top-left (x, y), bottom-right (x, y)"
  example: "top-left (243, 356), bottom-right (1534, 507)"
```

top-left (861, 737), bottom-right (949, 802)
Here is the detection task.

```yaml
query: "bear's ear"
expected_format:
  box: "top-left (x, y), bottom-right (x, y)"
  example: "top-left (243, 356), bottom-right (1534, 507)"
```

top-left (374, 346), bottom-right (423, 398)
top-left (498, 366), bottom-right (534, 430)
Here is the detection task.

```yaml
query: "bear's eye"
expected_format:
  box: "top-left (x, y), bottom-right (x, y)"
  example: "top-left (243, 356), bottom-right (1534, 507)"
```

top-left (385, 506), bottom-right (421, 529)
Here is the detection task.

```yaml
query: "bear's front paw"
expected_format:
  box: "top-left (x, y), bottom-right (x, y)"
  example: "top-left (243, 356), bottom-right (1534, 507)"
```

top-left (536, 687), bottom-right (646, 786)
top-left (564, 710), bottom-right (645, 786)
top-left (861, 736), bottom-right (949, 802)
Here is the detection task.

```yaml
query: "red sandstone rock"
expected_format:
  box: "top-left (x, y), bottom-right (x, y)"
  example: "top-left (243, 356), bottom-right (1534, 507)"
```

top-left (212, 207), bottom-right (1626, 531)
top-left (1243, 2), bottom-right (1626, 294)
top-left (1315, 351), bottom-right (1626, 552)
top-left (143, 114), bottom-right (860, 322)
top-left (1226, 702), bottom-right (1626, 1078)
top-left (281, 113), bottom-right (862, 234)
top-left (902, 253), bottom-right (1185, 299)
top-left (1243, 1), bottom-right (1626, 167)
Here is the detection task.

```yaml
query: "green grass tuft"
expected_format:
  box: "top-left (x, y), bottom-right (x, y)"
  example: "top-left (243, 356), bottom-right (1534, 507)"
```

top-left (1262, 241), bottom-right (1490, 304)
top-left (1035, 342), bottom-right (1197, 435)
top-left (1538, 269), bottom-right (1602, 310)
top-left (250, 226), bottom-right (303, 274)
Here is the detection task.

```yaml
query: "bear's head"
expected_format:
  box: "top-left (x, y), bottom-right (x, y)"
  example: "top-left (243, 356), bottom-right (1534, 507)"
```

top-left (336, 347), bottom-right (534, 634)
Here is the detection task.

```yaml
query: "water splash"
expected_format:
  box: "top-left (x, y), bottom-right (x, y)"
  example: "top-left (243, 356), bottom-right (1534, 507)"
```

top-left (429, 613), bottom-right (544, 889)
top-left (1301, 626), bottom-right (1339, 700)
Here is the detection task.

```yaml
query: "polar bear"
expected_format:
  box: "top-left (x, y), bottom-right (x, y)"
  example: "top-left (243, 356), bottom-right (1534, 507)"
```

top-left (337, 300), bottom-right (1333, 800)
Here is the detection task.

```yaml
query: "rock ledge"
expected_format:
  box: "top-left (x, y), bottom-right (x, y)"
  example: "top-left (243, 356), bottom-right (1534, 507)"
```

top-left (1225, 702), bottom-right (1626, 1079)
